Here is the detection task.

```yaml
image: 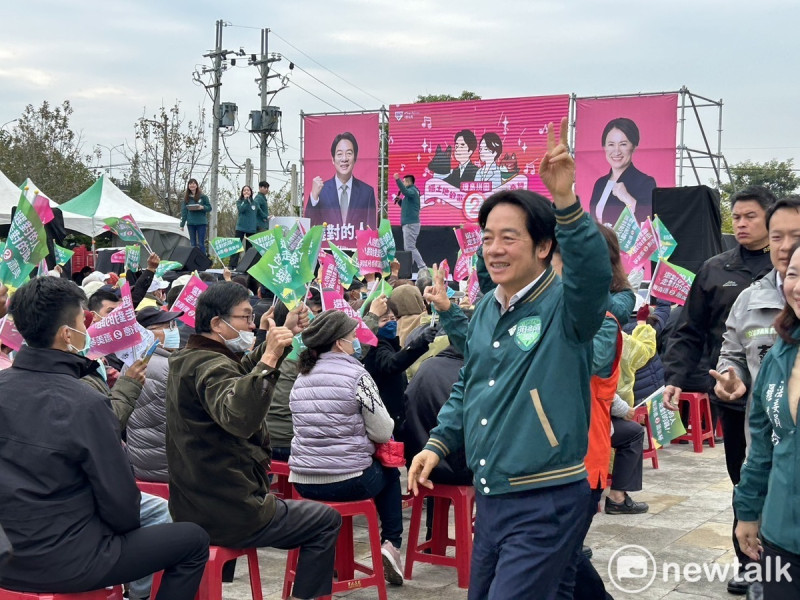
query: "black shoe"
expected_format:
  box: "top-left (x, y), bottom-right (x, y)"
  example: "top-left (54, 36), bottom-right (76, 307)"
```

top-left (605, 493), bottom-right (649, 515)
top-left (581, 545), bottom-right (593, 559)
top-left (727, 573), bottom-right (749, 595)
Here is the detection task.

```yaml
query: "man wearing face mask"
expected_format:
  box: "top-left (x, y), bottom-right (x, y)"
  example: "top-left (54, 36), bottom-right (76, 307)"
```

top-left (362, 297), bottom-right (437, 438)
top-left (0, 277), bottom-right (210, 599)
top-left (126, 307), bottom-right (185, 483)
top-left (167, 282), bottom-right (342, 600)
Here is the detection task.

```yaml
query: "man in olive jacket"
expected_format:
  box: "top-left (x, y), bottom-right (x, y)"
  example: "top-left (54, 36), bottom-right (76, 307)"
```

top-left (409, 119), bottom-right (612, 599)
top-left (166, 282), bottom-right (340, 600)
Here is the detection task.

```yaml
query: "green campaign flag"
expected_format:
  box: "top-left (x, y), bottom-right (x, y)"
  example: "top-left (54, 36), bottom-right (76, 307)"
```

top-left (247, 241), bottom-right (306, 310)
top-left (155, 260), bottom-right (182, 278)
top-left (53, 243), bottom-right (75, 266)
top-left (248, 228), bottom-right (281, 255)
top-left (125, 245), bottom-right (141, 271)
top-left (284, 222), bottom-right (304, 252)
top-left (210, 236), bottom-right (244, 259)
top-left (653, 215), bottom-right (677, 259)
top-left (644, 386), bottom-right (687, 447)
top-left (0, 191), bottom-right (49, 287)
top-left (298, 226), bottom-right (324, 283)
top-left (378, 219), bottom-right (396, 262)
top-left (613, 206), bottom-right (641, 253)
top-left (328, 241), bottom-right (360, 288)
top-left (103, 215), bottom-right (147, 244)
top-left (359, 279), bottom-right (394, 316)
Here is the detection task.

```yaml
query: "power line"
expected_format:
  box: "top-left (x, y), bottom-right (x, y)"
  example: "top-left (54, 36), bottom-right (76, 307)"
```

top-left (282, 56), bottom-right (367, 110)
top-left (283, 76), bottom-right (343, 112)
top-left (270, 30), bottom-right (386, 106)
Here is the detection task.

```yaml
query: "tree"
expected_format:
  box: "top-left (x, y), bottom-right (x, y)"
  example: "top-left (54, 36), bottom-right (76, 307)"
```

top-left (127, 103), bottom-right (209, 218)
top-left (717, 159), bottom-right (800, 232)
top-left (0, 100), bottom-right (95, 202)
top-left (416, 91), bottom-right (482, 103)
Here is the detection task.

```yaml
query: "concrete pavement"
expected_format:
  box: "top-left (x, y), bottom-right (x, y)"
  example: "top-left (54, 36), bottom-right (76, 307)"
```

top-left (223, 441), bottom-right (738, 599)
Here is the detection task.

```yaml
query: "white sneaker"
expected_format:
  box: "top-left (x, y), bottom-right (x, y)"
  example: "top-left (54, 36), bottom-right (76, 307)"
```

top-left (380, 540), bottom-right (404, 585)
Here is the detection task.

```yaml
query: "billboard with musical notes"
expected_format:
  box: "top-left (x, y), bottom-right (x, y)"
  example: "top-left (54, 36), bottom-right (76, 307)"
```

top-left (575, 94), bottom-right (677, 229)
top-left (388, 95), bottom-right (569, 226)
top-left (302, 112), bottom-right (380, 249)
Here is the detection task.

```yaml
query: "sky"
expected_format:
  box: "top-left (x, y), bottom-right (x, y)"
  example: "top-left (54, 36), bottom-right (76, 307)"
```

top-left (2, 0), bottom-right (799, 198)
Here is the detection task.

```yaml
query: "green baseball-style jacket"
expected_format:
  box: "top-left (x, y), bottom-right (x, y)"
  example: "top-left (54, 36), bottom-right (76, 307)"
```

top-left (425, 202), bottom-right (612, 495)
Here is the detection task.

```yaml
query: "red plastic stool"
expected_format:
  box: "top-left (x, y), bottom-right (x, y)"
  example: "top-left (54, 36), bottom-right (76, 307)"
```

top-left (136, 480), bottom-right (170, 500)
top-left (152, 546), bottom-right (262, 600)
top-left (671, 392), bottom-right (715, 453)
top-left (404, 484), bottom-right (475, 589)
top-left (267, 460), bottom-right (294, 500)
top-left (0, 588), bottom-right (123, 599)
top-left (282, 498), bottom-right (387, 600)
top-left (634, 404), bottom-right (659, 469)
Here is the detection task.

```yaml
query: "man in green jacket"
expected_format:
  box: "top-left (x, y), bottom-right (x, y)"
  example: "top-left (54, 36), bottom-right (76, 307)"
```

top-left (255, 181), bottom-right (270, 232)
top-left (394, 173), bottom-right (426, 270)
top-left (409, 118), bottom-right (612, 599)
top-left (166, 282), bottom-right (341, 600)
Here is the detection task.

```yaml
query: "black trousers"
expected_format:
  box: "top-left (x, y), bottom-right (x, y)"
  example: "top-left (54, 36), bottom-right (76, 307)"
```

top-left (228, 231), bottom-right (251, 270)
top-left (236, 498), bottom-right (341, 600)
top-left (610, 417), bottom-right (644, 491)
top-left (718, 405), bottom-right (752, 569)
top-left (89, 522), bottom-right (209, 600)
top-left (761, 540), bottom-right (800, 599)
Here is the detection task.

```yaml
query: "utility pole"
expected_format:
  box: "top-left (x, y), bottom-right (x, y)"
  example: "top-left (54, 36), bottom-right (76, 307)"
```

top-left (252, 28), bottom-right (281, 182)
top-left (245, 158), bottom-right (253, 188)
top-left (290, 164), bottom-right (298, 215)
top-left (258, 28), bottom-right (270, 182)
top-left (205, 19), bottom-right (225, 240)
top-left (162, 111), bottom-right (169, 214)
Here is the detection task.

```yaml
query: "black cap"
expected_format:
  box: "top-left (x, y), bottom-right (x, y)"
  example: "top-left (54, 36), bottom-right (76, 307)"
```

top-left (136, 307), bottom-right (184, 328)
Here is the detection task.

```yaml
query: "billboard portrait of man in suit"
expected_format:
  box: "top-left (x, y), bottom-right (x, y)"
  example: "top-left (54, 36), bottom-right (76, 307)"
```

top-left (443, 129), bottom-right (479, 188)
top-left (305, 132), bottom-right (377, 244)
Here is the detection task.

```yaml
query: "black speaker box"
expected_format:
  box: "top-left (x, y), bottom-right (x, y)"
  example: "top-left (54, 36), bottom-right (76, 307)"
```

top-left (395, 251), bottom-right (413, 279)
top-left (94, 249), bottom-right (124, 275)
top-left (235, 246), bottom-right (262, 273)
top-left (652, 185), bottom-right (723, 274)
top-left (169, 245), bottom-right (212, 272)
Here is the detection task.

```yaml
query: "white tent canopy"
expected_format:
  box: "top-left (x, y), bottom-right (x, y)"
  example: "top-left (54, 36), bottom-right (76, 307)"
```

top-left (0, 170), bottom-right (187, 239)
top-left (58, 174), bottom-right (187, 238)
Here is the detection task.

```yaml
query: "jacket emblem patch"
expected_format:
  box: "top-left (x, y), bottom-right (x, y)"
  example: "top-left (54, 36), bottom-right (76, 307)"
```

top-left (514, 317), bottom-right (542, 351)
top-left (722, 280), bottom-right (738, 287)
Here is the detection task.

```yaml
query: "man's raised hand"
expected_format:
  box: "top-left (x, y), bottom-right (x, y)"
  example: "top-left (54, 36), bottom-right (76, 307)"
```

top-left (423, 263), bottom-right (450, 313)
top-left (710, 367), bottom-right (747, 403)
top-left (538, 116), bottom-right (576, 208)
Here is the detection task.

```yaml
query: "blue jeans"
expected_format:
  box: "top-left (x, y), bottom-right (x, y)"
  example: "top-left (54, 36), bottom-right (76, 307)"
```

top-left (294, 460), bottom-right (403, 548)
top-left (188, 224), bottom-right (207, 251)
top-left (469, 479), bottom-right (590, 600)
top-left (129, 492), bottom-right (173, 599)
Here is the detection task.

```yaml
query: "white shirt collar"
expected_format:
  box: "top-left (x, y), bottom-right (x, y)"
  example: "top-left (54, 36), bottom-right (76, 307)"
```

top-left (494, 269), bottom-right (547, 314)
top-left (777, 270), bottom-right (785, 301)
top-left (335, 175), bottom-right (353, 190)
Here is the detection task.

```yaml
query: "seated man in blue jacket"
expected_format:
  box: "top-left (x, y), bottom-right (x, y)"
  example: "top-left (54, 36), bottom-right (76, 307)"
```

top-left (409, 118), bottom-right (612, 599)
top-left (0, 276), bottom-right (208, 599)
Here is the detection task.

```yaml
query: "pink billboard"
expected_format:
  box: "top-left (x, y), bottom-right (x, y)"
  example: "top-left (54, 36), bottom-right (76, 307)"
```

top-left (575, 94), bottom-right (678, 228)
top-left (388, 95), bottom-right (570, 226)
top-left (303, 113), bottom-right (380, 249)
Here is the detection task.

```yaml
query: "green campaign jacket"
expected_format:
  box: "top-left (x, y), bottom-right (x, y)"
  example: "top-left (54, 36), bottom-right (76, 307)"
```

top-left (180, 194), bottom-right (211, 227)
top-left (734, 333), bottom-right (800, 555)
top-left (425, 202), bottom-right (612, 495)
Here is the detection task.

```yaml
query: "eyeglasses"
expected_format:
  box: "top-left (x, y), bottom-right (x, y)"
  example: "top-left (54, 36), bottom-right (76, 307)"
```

top-left (228, 314), bottom-right (256, 324)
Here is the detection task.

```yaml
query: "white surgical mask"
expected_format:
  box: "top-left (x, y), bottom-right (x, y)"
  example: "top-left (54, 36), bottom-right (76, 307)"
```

top-left (66, 326), bottom-right (91, 355)
top-left (163, 327), bottom-right (181, 349)
top-left (220, 319), bottom-right (255, 354)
